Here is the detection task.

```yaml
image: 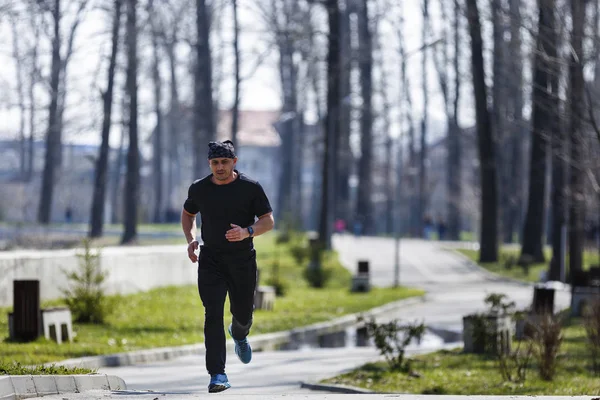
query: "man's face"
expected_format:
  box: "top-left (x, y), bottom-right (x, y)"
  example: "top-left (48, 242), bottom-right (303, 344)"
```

top-left (209, 157), bottom-right (237, 180)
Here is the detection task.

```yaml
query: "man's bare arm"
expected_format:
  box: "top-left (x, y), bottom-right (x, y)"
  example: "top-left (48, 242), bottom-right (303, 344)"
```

top-left (181, 209), bottom-right (197, 244)
top-left (249, 212), bottom-right (274, 237)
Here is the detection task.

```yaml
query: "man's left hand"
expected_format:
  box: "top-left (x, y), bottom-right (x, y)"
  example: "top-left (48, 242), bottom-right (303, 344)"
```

top-left (225, 223), bottom-right (249, 242)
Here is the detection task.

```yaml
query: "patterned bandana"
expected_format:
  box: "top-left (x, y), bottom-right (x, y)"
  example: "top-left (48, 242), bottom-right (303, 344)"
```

top-left (208, 140), bottom-right (236, 159)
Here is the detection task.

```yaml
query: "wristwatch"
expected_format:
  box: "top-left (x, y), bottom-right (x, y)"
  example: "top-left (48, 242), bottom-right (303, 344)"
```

top-left (247, 226), bottom-right (254, 237)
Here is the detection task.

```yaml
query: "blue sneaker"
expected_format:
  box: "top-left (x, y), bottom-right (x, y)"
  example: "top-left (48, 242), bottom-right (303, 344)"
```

top-left (228, 324), bottom-right (252, 364)
top-left (208, 373), bottom-right (231, 393)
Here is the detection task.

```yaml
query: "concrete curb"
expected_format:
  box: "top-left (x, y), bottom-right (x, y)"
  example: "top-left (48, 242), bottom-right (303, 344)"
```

top-left (50, 295), bottom-right (427, 370)
top-left (0, 374), bottom-right (126, 400)
top-left (299, 380), bottom-right (377, 394)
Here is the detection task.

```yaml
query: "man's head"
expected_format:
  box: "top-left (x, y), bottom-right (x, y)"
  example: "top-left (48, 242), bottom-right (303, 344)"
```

top-left (208, 140), bottom-right (237, 181)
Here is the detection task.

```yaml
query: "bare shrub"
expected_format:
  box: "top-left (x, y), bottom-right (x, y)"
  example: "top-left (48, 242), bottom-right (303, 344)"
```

top-left (531, 313), bottom-right (563, 381)
top-left (583, 296), bottom-right (600, 375)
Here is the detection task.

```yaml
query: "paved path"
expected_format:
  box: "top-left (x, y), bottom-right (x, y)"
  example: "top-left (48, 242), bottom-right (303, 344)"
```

top-left (33, 236), bottom-right (572, 398)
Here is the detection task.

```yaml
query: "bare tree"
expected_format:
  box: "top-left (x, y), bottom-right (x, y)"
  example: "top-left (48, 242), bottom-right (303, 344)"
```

top-left (156, 1), bottom-right (186, 213)
top-left (434, 0), bottom-right (462, 240)
top-left (374, 7), bottom-right (394, 235)
top-left (520, 0), bottom-right (557, 264)
top-left (568, 0), bottom-right (586, 281)
top-left (121, 0), bottom-right (139, 244)
top-left (548, 4), bottom-right (566, 281)
top-left (38, 0), bottom-right (63, 224)
top-left (26, 6), bottom-right (41, 182)
top-left (89, 0), bottom-right (123, 238)
top-left (194, 0), bottom-right (215, 176)
top-left (418, 0), bottom-right (430, 237)
top-left (491, 0), bottom-right (510, 243)
top-left (230, 0), bottom-right (240, 143)
top-left (466, 0), bottom-right (499, 262)
top-left (317, 0), bottom-right (341, 249)
top-left (355, 0), bottom-right (374, 234)
top-left (9, 11), bottom-right (27, 180)
top-left (149, 0), bottom-right (163, 223)
top-left (336, 0), bottom-right (353, 225)
top-left (505, 0), bottom-right (525, 244)
top-left (395, 2), bottom-right (418, 236)
top-left (37, 0), bottom-right (88, 224)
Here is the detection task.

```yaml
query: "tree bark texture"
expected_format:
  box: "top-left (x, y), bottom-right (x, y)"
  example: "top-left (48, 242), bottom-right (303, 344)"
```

top-left (520, 0), bottom-right (556, 263)
top-left (90, 0), bottom-right (122, 238)
top-left (230, 0), bottom-right (240, 144)
top-left (38, 0), bottom-right (62, 224)
top-left (194, 0), bottom-right (215, 177)
top-left (356, 0), bottom-right (373, 234)
top-left (318, 0), bottom-right (341, 249)
top-left (506, 0), bottom-right (525, 244)
top-left (466, 0), bottom-right (499, 262)
top-left (568, 0), bottom-right (586, 281)
top-left (121, 0), bottom-right (139, 244)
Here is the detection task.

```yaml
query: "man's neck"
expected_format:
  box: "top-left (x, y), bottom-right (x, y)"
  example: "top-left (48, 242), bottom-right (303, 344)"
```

top-left (212, 171), bottom-right (238, 185)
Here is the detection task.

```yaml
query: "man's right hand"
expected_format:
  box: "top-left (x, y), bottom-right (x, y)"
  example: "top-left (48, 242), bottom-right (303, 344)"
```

top-left (187, 240), bottom-right (199, 263)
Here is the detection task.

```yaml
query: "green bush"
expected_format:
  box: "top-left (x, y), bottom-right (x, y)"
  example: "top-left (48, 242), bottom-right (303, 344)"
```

top-left (265, 257), bottom-right (288, 296)
top-left (61, 239), bottom-right (112, 324)
top-left (303, 263), bottom-right (333, 288)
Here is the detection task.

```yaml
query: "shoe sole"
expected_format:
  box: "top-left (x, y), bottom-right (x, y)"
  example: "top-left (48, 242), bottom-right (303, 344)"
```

top-left (208, 383), bottom-right (231, 393)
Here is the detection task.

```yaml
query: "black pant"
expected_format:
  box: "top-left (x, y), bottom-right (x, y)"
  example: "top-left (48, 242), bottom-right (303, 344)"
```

top-left (197, 246), bottom-right (257, 375)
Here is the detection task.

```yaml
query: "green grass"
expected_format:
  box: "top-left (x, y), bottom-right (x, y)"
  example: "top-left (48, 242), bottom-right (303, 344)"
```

top-left (323, 323), bottom-right (600, 395)
top-left (456, 247), bottom-right (600, 283)
top-left (0, 232), bottom-right (424, 366)
top-left (0, 361), bottom-right (95, 375)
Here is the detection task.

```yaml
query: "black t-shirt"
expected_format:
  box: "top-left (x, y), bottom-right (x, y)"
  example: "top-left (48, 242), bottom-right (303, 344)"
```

top-left (183, 171), bottom-right (273, 251)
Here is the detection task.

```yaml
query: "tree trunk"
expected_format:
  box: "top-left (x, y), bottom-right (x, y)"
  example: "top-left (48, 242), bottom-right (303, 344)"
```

top-left (90, 0), bottom-right (122, 238)
top-left (27, 11), bottom-right (40, 182)
top-left (397, 7), bottom-right (417, 236)
top-left (38, 0), bottom-right (62, 224)
top-left (336, 0), bottom-right (352, 224)
top-left (418, 0), bottom-right (430, 237)
top-left (356, 0), bottom-right (373, 234)
top-left (230, 0), bottom-right (240, 144)
top-left (437, 0), bottom-right (461, 241)
top-left (111, 115), bottom-right (126, 224)
top-left (121, 0), bottom-right (139, 244)
top-left (276, 25), bottom-right (297, 222)
top-left (506, 0), bottom-right (524, 244)
top-left (520, 0), bottom-right (555, 264)
top-left (10, 16), bottom-right (27, 180)
top-left (165, 35), bottom-right (180, 213)
top-left (376, 14), bottom-right (393, 235)
top-left (194, 0), bottom-right (215, 177)
top-left (466, 0), bottom-right (499, 262)
top-left (547, 0), bottom-right (564, 281)
top-left (318, 0), bottom-right (341, 249)
top-left (149, 0), bottom-right (163, 223)
top-left (491, 0), bottom-right (509, 244)
top-left (568, 0), bottom-right (586, 280)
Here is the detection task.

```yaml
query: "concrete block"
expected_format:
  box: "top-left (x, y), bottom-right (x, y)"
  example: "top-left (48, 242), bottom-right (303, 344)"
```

top-left (254, 286), bottom-right (275, 310)
top-left (31, 376), bottom-right (58, 396)
top-left (74, 374), bottom-right (110, 392)
top-left (54, 375), bottom-right (77, 394)
top-left (10, 376), bottom-right (37, 399)
top-left (0, 376), bottom-right (15, 400)
top-left (107, 375), bottom-right (127, 391)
